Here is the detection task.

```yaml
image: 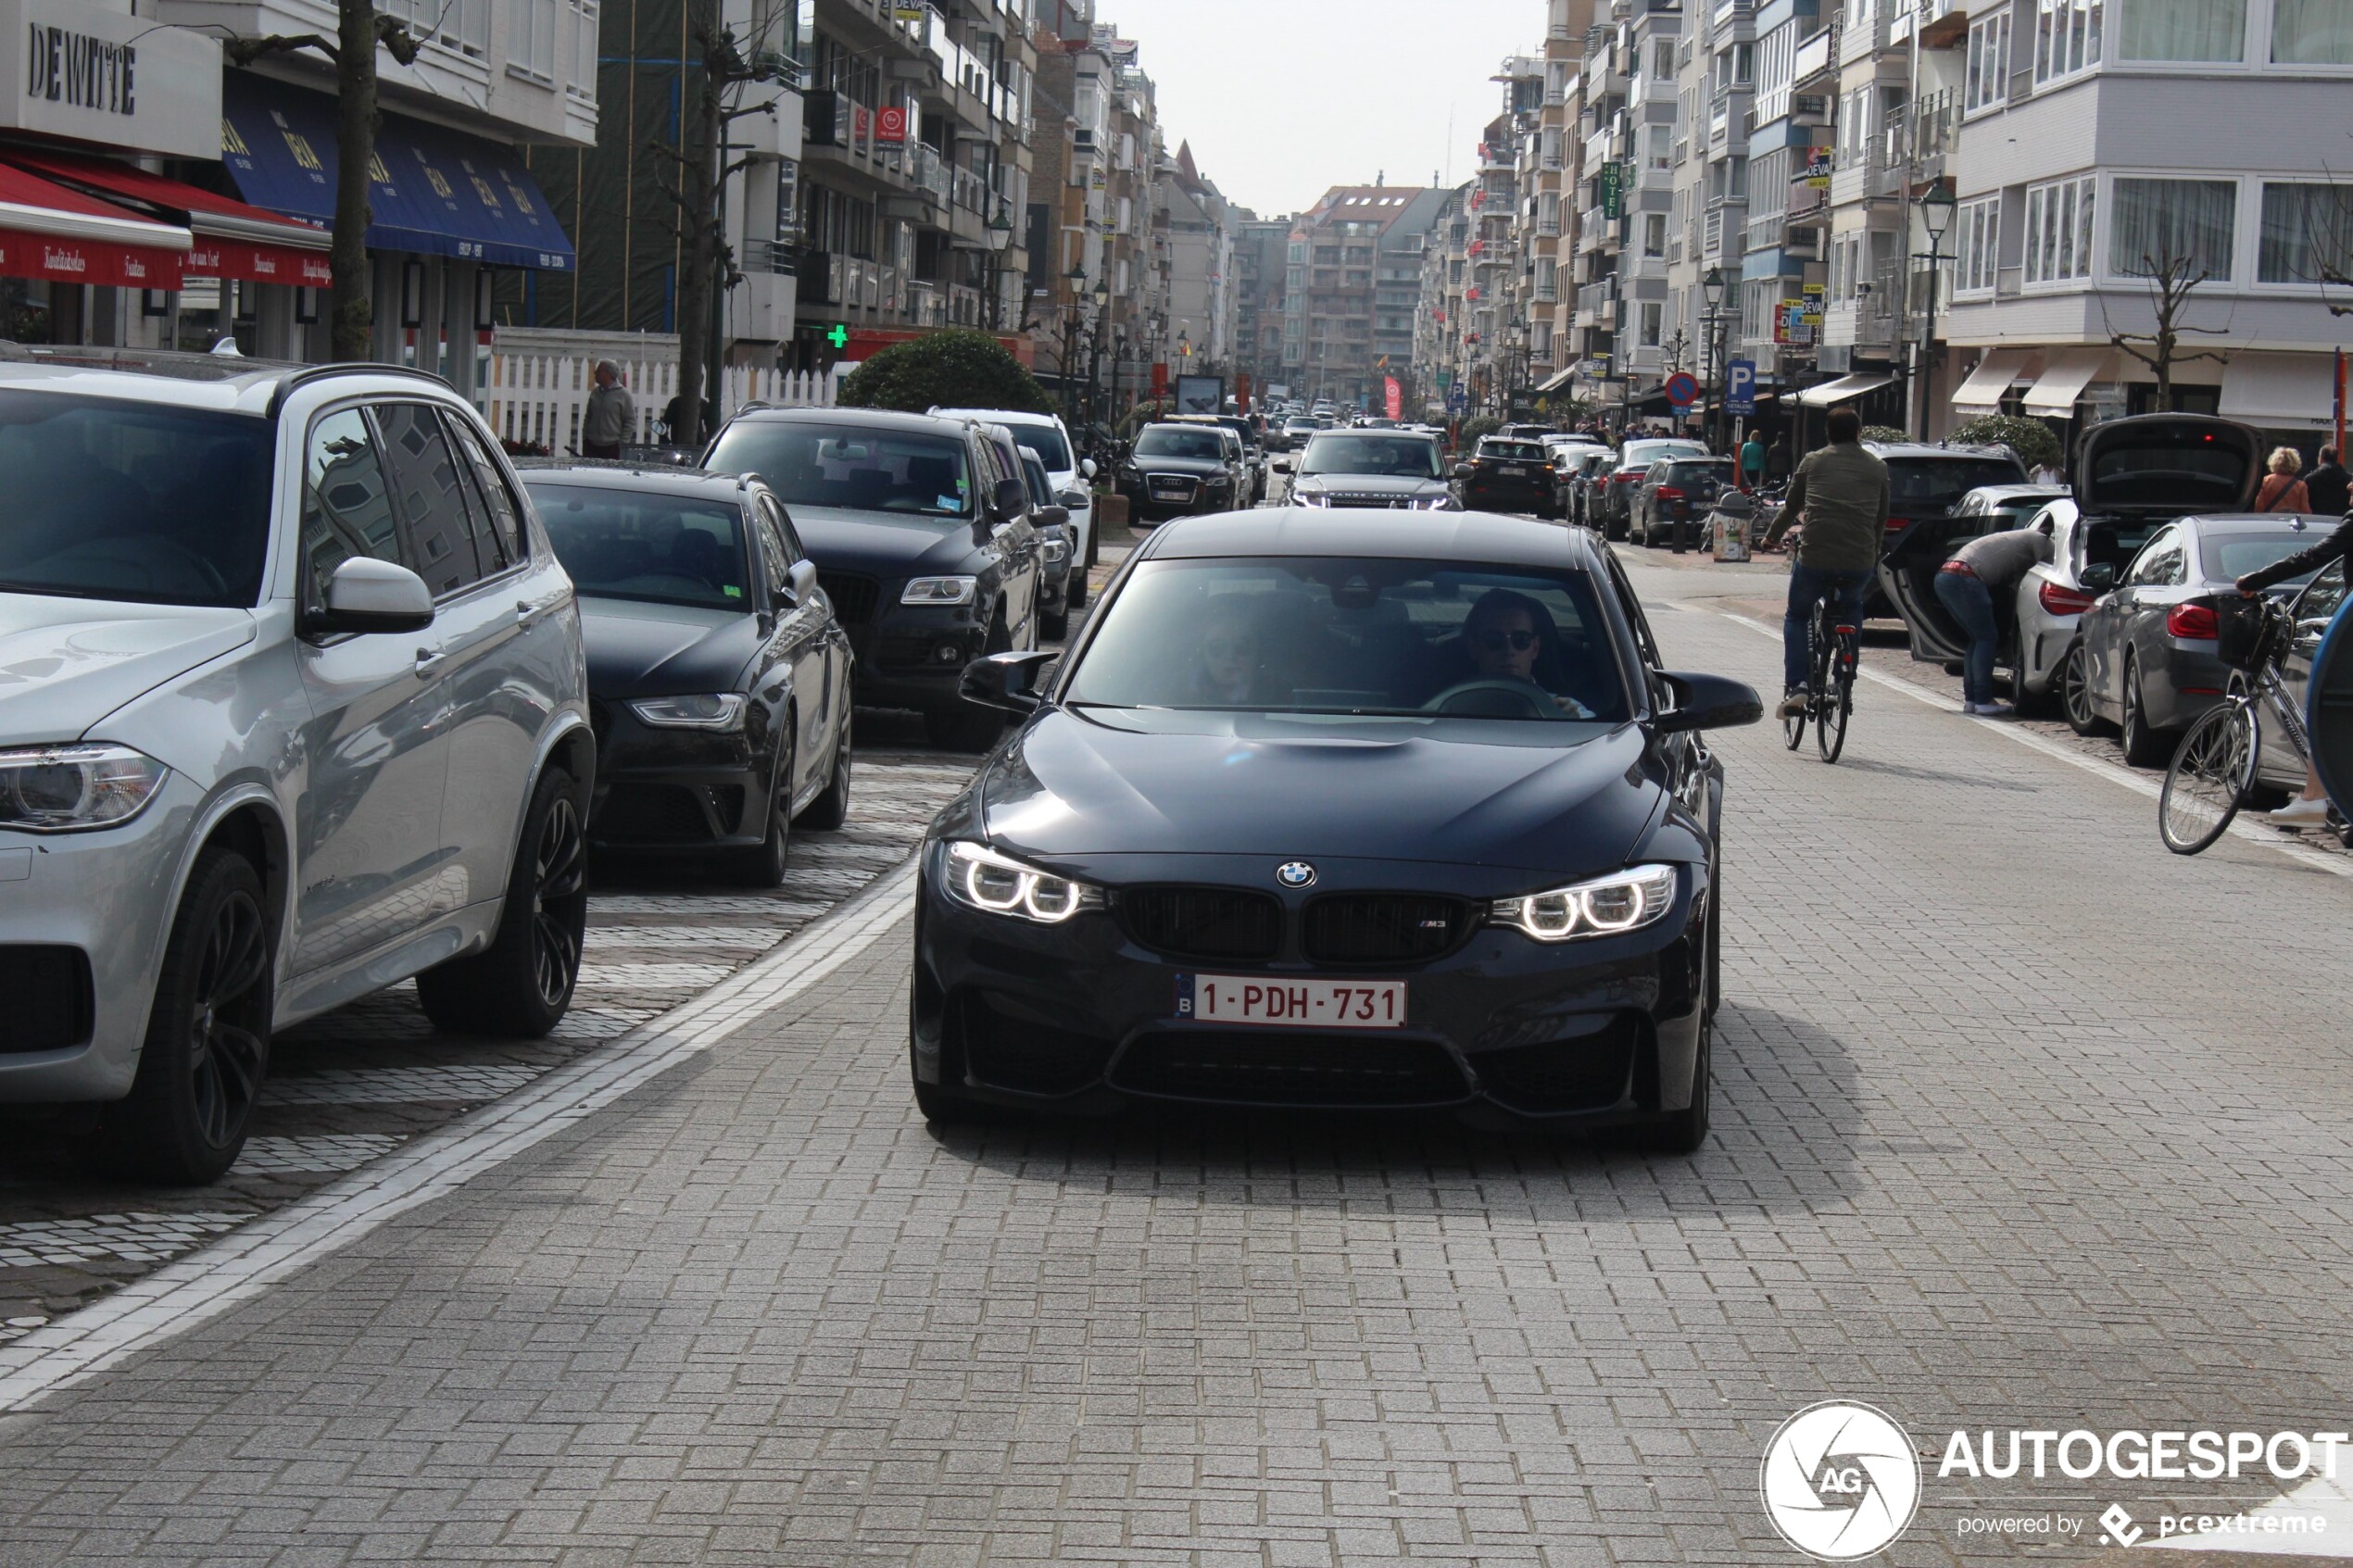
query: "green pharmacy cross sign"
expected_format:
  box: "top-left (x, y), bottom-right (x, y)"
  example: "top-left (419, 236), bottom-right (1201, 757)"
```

top-left (827, 323), bottom-right (850, 349)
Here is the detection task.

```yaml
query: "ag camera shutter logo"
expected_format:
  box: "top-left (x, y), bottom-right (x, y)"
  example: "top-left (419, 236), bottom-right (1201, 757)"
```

top-left (1760, 1401), bottom-right (1922, 1560)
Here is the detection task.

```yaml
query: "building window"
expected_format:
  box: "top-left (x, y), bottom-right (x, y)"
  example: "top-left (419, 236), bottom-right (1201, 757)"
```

top-left (1643, 213), bottom-right (1667, 256)
top-left (1654, 39), bottom-right (1677, 77)
top-left (1966, 11), bottom-right (2012, 107)
top-left (2257, 182), bottom-right (2353, 281)
top-left (567, 1), bottom-right (598, 102)
top-left (2034, 0), bottom-right (2103, 81)
top-left (1639, 301), bottom-right (1663, 345)
top-left (512, 0), bottom-right (560, 81)
top-left (384, 0), bottom-right (489, 56)
top-left (2108, 176), bottom-right (2235, 278)
top-left (2117, 0), bottom-right (2246, 58)
top-left (2023, 174), bottom-right (2096, 282)
top-left (1955, 195), bottom-right (2001, 293)
top-left (2274, 0), bottom-right (2353, 60)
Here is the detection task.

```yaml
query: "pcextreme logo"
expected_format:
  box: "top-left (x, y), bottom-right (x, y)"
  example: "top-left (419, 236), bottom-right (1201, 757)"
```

top-left (1760, 1401), bottom-right (1923, 1561)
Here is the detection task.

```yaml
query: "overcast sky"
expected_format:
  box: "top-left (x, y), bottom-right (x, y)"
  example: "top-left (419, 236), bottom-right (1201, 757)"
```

top-left (1091, 0), bottom-right (1543, 218)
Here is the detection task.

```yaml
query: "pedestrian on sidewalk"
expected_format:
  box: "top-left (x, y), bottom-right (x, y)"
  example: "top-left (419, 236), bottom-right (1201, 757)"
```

top-left (1741, 431), bottom-right (1767, 491)
top-left (2255, 446), bottom-right (2311, 514)
top-left (581, 360), bottom-right (635, 459)
top-left (2238, 508), bottom-right (2353, 827)
top-left (2302, 445), bottom-right (2348, 516)
top-left (1934, 517), bottom-right (2055, 717)
top-left (1763, 407), bottom-right (1888, 717)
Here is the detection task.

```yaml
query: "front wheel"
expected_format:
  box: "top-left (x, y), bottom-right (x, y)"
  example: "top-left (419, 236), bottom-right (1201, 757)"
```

top-left (417, 768), bottom-right (587, 1037)
top-left (795, 713), bottom-right (852, 831)
top-left (721, 734), bottom-right (796, 887)
top-left (2160, 701), bottom-right (2258, 855)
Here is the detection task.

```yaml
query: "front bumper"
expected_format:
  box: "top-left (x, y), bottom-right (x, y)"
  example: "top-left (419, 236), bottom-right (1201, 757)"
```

top-left (0, 773), bottom-right (204, 1103)
top-left (587, 698), bottom-right (774, 850)
top-left (841, 598), bottom-right (995, 713)
top-left (1121, 473), bottom-right (1236, 521)
top-left (912, 847), bottom-right (1709, 1129)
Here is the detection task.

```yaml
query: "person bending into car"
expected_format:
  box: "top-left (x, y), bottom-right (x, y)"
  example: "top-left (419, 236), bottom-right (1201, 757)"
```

top-left (1763, 408), bottom-right (1889, 718)
top-left (1934, 516), bottom-right (2054, 719)
top-left (2237, 508), bottom-right (2353, 828)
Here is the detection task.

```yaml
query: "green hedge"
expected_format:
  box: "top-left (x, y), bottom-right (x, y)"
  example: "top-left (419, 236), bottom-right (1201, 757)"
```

top-left (837, 328), bottom-right (1052, 415)
top-left (1948, 413), bottom-right (2062, 471)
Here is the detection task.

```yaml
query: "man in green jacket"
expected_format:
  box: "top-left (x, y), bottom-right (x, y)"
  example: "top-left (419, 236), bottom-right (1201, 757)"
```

top-left (1763, 408), bottom-right (1889, 716)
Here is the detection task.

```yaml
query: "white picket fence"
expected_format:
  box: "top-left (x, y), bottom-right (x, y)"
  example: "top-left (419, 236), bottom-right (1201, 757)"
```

top-left (475, 330), bottom-right (837, 453)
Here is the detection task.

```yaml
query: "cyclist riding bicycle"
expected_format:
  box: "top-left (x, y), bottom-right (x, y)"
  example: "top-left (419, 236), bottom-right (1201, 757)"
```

top-left (1762, 408), bottom-right (1890, 718)
top-left (2236, 508), bottom-right (2353, 828)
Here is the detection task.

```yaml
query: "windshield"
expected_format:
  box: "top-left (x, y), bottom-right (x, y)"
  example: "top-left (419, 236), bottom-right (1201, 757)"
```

top-left (1007, 423), bottom-right (1073, 471)
top-left (705, 421), bottom-right (972, 518)
top-left (1298, 433), bottom-right (1444, 479)
top-left (1887, 458), bottom-right (2030, 513)
top-left (525, 483), bottom-right (752, 610)
top-left (0, 391), bottom-right (273, 608)
top-left (2206, 530), bottom-right (2323, 584)
top-left (1066, 557), bottom-right (1629, 723)
top-left (2089, 441), bottom-right (2248, 508)
top-left (1135, 427), bottom-right (1226, 460)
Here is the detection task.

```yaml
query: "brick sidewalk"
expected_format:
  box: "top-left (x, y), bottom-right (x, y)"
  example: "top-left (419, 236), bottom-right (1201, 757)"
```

top-left (0, 574), bottom-right (2347, 1566)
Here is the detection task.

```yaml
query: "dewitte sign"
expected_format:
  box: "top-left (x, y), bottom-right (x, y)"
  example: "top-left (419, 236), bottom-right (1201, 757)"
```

top-left (0, 0), bottom-right (221, 159)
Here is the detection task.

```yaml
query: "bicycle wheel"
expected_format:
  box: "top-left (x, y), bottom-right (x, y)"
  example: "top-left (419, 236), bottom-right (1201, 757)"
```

top-left (1817, 676), bottom-right (1852, 763)
top-left (1781, 703), bottom-right (1807, 749)
top-left (2159, 701), bottom-right (2258, 855)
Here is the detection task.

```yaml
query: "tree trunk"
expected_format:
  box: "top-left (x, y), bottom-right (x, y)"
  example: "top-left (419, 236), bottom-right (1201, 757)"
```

top-left (673, 32), bottom-right (724, 449)
top-left (330, 0), bottom-right (378, 361)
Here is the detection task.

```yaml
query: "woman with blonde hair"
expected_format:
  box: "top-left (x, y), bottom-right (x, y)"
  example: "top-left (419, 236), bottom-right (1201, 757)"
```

top-left (2255, 446), bottom-right (2311, 513)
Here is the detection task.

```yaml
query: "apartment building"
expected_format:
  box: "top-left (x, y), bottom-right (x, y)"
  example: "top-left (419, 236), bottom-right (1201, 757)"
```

top-left (1528, 0), bottom-right (1599, 406)
top-left (1737, 0), bottom-right (1830, 398)
top-left (1411, 183), bottom-right (1477, 417)
top-left (1288, 182), bottom-right (1453, 409)
top-left (1659, 0), bottom-right (1757, 423)
top-left (1157, 142), bottom-right (1237, 378)
top-left (1233, 215), bottom-right (1292, 403)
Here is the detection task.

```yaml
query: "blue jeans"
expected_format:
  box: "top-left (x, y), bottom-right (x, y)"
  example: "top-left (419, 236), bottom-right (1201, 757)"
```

top-left (1784, 565), bottom-right (1872, 691)
top-left (1933, 567), bottom-right (1999, 705)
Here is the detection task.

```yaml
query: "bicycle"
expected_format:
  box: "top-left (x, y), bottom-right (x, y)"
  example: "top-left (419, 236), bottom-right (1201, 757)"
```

top-left (2158, 594), bottom-right (2344, 853)
top-left (1781, 590), bottom-right (1860, 763)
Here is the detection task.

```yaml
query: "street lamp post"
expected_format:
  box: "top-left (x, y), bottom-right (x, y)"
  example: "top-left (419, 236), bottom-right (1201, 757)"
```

top-left (1912, 185), bottom-right (1957, 441)
top-left (1702, 265), bottom-right (1729, 450)
top-left (1059, 264), bottom-right (1087, 430)
top-left (983, 202), bottom-right (1014, 331)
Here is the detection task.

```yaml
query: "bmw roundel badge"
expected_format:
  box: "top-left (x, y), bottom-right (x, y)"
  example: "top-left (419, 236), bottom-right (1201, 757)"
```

top-left (1277, 861), bottom-right (1316, 888)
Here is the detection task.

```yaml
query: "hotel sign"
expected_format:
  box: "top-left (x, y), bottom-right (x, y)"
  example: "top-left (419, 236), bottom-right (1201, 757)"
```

top-left (1, 0), bottom-right (221, 159)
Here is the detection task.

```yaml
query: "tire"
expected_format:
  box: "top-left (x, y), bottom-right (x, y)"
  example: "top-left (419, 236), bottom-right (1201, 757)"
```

top-left (721, 734), bottom-right (795, 887)
top-left (98, 847), bottom-right (272, 1184)
top-left (1041, 602), bottom-right (1070, 641)
top-left (795, 713), bottom-right (852, 831)
top-left (1067, 559), bottom-right (1088, 609)
top-left (912, 1073), bottom-right (988, 1124)
top-left (926, 616), bottom-right (1012, 753)
top-left (2120, 654), bottom-right (2171, 767)
top-left (1640, 922), bottom-right (1715, 1156)
top-left (1817, 677), bottom-right (1851, 764)
top-left (1083, 520), bottom-right (1100, 570)
top-left (1781, 700), bottom-right (1807, 750)
top-left (2160, 701), bottom-right (2257, 855)
top-left (416, 768), bottom-right (587, 1038)
top-left (2061, 642), bottom-right (2109, 736)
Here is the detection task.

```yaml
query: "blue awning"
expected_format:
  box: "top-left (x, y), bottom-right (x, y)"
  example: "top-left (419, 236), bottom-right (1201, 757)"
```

top-left (220, 72), bottom-right (574, 271)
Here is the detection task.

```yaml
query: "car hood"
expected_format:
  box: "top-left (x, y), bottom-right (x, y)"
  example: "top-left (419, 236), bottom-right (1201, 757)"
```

top-left (2076, 415), bottom-right (2263, 517)
top-left (786, 505), bottom-right (988, 576)
top-left (580, 597), bottom-right (760, 695)
top-left (1291, 473), bottom-right (1449, 495)
top-left (0, 596), bottom-right (255, 747)
top-left (1130, 455), bottom-right (1228, 476)
top-left (977, 707), bottom-right (1663, 878)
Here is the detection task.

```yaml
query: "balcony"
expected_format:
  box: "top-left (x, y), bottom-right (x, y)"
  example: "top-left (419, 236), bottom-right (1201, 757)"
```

top-left (1537, 215), bottom-right (1562, 238)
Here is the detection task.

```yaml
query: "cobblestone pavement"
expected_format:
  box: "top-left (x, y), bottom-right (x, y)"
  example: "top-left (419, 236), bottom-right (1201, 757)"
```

top-left (0, 553), bottom-right (2348, 1565)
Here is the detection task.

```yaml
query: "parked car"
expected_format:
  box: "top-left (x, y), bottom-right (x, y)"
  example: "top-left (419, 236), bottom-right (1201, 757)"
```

top-left (1455, 437), bottom-right (1561, 516)
top-left (2253, 558), bottom-right (2350, 793)
top-left (703, 406), bottom-right (1042, 751)
top-left (1595, 438), bottom-right (1708, 539)
top-left (930, 407), bottom-right (1097, 594)
top-left (517, 462), bottom-right (852, 885)
top-left (2074, 511), bottom-right (2330, 764)
top-left (0, 349), bottom-right (595, 1182)
top-left (1873, 482), bottom-right (2070, 664)
top-left (1016, 449), bottom-right (1076, 639)
top-left (1117, 422), bottom-right (1243, 522)
top-left (912, 509), bottom-right (1760, 1147)
top-left (1501, 422), bottom-right (1559, 442)
top-left (1630, 457), bottom-right (1739, 547)
top-left (1280, 430), bottom-right (1456, 508)
top-left (1170, 414), bottom-right (1267, 504)
top-left (1864, 441), bottom-right (2032, 619)
top-left (1558, 448), bottom-right (1617, 527)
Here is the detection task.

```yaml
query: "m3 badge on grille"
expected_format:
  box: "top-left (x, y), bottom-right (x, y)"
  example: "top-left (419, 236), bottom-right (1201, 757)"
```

top-left (1276, 861), bottom-right (1316, 888)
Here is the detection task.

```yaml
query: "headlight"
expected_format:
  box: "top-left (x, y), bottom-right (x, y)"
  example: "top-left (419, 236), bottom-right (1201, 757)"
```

top-left (1295, 490), bottom-right (1331, 507)
top-left (0, 743), bottom-right (169, 833)
top-left (1411, 495), bottom-right (1457, 510)
top-left (942, 840), bottom-right (1104, 924)
top-left (1040, 536), bottom-right (1071, 564)
top-left (902, 575), bottom-right (978, 606)
top-left (1488, 864), bottom-right (1678, 942)
top-left (629, 694), bottom-right (747, 730)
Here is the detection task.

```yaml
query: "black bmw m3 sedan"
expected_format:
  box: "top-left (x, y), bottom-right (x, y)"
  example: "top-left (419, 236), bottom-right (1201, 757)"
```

top-left (910, 508), bottom-right (1761, 1149)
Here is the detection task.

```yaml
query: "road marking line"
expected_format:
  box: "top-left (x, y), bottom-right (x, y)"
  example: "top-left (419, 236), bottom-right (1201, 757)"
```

top-left (1717, 610), bottom-right (2353, 880)
top-left (0, 859), bottom-right (921, 1414)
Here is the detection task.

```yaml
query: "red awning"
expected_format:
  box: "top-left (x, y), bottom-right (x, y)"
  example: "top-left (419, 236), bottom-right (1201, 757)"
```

top-left (0, 163), bottom-right (188, 289)
top-left (0, 150), bottom-right (328, 288)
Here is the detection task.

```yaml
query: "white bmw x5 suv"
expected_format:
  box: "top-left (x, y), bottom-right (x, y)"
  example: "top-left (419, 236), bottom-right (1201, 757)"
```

top-left (0, 349), bottom-right (594, 1182)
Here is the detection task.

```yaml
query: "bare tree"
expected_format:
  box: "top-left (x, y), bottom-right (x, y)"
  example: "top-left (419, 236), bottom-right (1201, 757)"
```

top-left (224, 2), bottom-right (421, 361)
top-left (2099, 247), bottom-right (2230, 411)
top-left (647, 13), bottom-right (791, 448)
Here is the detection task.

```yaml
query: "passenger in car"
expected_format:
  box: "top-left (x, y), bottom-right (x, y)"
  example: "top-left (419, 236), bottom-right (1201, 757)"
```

top-left (1187, 601), bottom-right (1277, 705)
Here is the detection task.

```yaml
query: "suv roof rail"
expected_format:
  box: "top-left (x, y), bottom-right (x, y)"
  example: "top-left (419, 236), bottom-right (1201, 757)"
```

top-left (265, 361), bottom-right (455, 419)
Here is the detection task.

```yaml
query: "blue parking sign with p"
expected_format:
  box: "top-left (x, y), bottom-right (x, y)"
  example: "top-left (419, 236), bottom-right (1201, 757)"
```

top-left (1726, 358), bottom-right (1756, 417)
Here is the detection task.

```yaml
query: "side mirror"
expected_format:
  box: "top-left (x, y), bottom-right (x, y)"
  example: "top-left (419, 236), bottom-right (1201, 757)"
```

top-left (783, 558), bottom-right (818, 607)
top-left (988, 475), bottom-right (1029, 521)
top-left (1057, 488), bottom-right (1089, 508)
top-left (959, 648), bottom-right (1055, 715)
top-left (1081, 458), bottom-right (1099, 479)
top-left (1272, 458), bottom-right (1292, 473)
top-left (1453, 463), bottom-right (1473, 480)
top-left (2080, 562), bottom-right (2119, 594)
top-left (1653, 670), bottom-right (1763, 733)
top-left (306, 557), bottom-right (434, 637)
top-left (1035, 504), bottom-right (1070, 528)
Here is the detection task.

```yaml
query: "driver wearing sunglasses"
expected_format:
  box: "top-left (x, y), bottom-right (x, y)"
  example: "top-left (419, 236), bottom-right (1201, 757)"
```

top-left (1453, 588), bottom-right (1597, 718)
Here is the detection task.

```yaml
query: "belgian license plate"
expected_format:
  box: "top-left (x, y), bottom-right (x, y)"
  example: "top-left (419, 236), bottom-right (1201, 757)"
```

top-left (1497, 464), bottom-right (1526, 476)
top-left (1176, 974), bottom-right (1406, 1030)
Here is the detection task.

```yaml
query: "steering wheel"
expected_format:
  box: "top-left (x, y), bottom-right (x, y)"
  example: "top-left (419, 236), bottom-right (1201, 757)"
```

top-left (1421, 678), bottom-right (1557, 719)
